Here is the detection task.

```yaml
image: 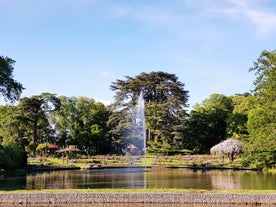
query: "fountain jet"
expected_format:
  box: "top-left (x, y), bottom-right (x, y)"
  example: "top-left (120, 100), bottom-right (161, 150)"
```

top-left (136, 90), bottom-right (146, 155)
top-left (124, 91), bottom-right (146, 156)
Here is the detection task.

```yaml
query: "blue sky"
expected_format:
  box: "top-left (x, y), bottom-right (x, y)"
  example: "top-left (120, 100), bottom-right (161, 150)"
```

top-left (1, 0), bottom-right (276, 108)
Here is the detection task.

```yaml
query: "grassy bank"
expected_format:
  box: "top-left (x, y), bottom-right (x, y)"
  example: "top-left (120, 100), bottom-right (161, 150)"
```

top-left (1, 188), bottom-right (276, 194)
top-left (28, 154), bottom-right (244, 169)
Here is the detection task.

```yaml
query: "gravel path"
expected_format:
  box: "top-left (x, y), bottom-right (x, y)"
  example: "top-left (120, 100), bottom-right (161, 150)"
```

top-left (0, 193), bottom-right (276, 205)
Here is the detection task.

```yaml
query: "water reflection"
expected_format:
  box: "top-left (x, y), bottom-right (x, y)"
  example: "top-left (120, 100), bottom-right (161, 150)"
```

top-left (0, 170), bottom-right (26, 190)
top-left (1, 168), bottom-right (276, 190)
top-left (26, 168), bottom-right (147, 190)
top-left (210, 170), bottom-right (242, 189)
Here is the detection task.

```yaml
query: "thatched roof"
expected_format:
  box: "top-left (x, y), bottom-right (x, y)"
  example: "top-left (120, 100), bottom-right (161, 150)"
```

top-left (210, 139), bottom-right (243, 155)
top-left (57, 145), bottom-right (81, 153)
top-left (124, 144), bottom-right (141, 155)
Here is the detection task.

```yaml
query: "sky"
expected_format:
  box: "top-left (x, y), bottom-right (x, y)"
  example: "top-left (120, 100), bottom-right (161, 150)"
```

top-left (1, 0), bottom-right (276, 108)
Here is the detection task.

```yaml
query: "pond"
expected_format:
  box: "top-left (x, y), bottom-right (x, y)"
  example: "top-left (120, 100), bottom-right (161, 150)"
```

top-left (1, 167), bottom-right (276, 190)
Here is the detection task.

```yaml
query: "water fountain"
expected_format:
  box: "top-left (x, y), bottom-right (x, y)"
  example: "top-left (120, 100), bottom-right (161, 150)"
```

top-left (123, 91), bottom-right (146, 168)
top-left (135, 91), bottom-right (146, 156)
top-left (124, 91), bottom-right (146, 156)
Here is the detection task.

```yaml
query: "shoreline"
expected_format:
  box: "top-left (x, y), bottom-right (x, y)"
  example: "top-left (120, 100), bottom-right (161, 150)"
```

top-left (26, 164), bottom-right (259, 172)
top-left (0, 192), bottom-right (276, 204)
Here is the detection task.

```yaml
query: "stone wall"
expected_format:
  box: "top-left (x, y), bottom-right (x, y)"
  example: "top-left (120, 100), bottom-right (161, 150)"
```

top-left (0, 193), bottom-right (276, 205)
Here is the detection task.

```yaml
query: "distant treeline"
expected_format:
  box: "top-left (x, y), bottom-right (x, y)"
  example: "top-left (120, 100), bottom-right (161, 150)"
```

top-left (0, 50), bottom-right (275, 170)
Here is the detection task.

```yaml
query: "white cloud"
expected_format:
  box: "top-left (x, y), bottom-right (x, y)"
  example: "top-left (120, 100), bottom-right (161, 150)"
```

top-left (245, 9), bottom-right (276, 36)
top-left (217, 0), bottom-right (276, 36)
top-left (3, 0), bottom-right (276, 38)
top-left (174, 0), bottom-right (276, 37)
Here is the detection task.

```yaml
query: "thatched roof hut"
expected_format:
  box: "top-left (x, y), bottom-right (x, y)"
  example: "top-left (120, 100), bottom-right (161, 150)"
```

top-left (210, 139), bottom-right (243, 162)
top-left (124, 144), bottom-right (141, 156)
top-left (57, 145), bottom-right (82, 165)
top-left (57, 145), bottom-right (81, 153)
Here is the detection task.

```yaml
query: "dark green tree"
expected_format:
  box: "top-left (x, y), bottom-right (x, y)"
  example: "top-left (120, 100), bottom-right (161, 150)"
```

top-left (0, 56), bottom-right (24, 103)
top-left (0, 105), bottom-right (27, 169)
top-left (184, 94), bottom-right (233, 153)
top-left (50, 96), bottom-right (113, 155)
top-left (18, 93), bottom-right (61, 155)
top-left (109, 71), bottom-right (189, 154)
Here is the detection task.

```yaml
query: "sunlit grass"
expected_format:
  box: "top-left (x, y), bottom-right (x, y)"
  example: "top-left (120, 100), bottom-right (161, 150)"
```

top-left (27, 155), bottom-right (251, 170)
top-left (267, 168), bottom-right (276, 174)
top-left (1, 188), bottom-right (276, 194)
top-left (140, 157), bottom-right (154, 166)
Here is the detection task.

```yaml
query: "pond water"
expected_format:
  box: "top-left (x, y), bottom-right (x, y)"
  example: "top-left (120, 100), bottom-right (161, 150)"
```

top-left (1, 168), bottom-right (276, 190)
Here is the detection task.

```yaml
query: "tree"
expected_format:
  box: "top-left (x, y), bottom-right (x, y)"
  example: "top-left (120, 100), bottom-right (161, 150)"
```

top-left (18, 93), bottom-right (61, 155)
top-left (0, 105), bottom-right (27, 169)
top-left (50, 96), bottom-right (113, 155)
top-left (107, 107), bottom-right (133, 154)
top-left (226, 93), bottom-right (251, 139)
top-left (242, 50), bottom-right (276, 169)
top-left (184, 94), bottom-right (233, 153)
top-left (250, 50), bottom-right (276, 102)
top-left (0, 56), bottom-right (24, 103)
top-left (110, 71), bottom-right (189, 154)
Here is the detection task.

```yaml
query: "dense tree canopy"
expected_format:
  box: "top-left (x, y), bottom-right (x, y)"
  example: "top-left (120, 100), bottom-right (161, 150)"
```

top-left (110, 71), bottom-right (189, 107)
top-left (184, 94), bottom-right (233, 153)
top-left (0, 105), bottom-right (27, 169)
top-left (17, 93), bottom-right (61, 155)
top-left (227, 93), bottom-right (251, 139)
top-left (0, 56), bottom-right (24, 103)
top-left (110, 71), bottom-right (189, 154)
top-left (50, 96), bottom-right (113, 155)
top-left (250, 50), bottom-right (276, 101)
top-left (242, 50), bottom-right (276, 168)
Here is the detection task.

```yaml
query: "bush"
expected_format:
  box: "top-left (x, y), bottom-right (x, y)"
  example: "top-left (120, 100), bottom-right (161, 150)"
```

top-left (0, 144), bottom-right (27, 170)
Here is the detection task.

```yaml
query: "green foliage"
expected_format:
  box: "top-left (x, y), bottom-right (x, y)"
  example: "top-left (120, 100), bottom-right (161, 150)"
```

top-left (110, 71), bottom-right (189, 154)
top-left (199, 93), bottom-right (234, 112)
top-left (226, 93), bottom-right (251, 139)
top-left (242, 50), bottom-right (276, 168)
top-left (184, 94), bottom-right (232, 153)
top-left (0, 105), bottom-right (27, 169)
top-left (226, 112), bottom-right (248, 138)
top-left (36, 143), bottom-right (50, 156)
top-left (0, 56), bottom-right (24, 103)
top-left (250, 50), bottom-right (276, 101)
top-left (17, 93), bottom-right (61, 155)
top-left (0, 143), bottom-right (27, 170)
top-left (147, 141), bottom-right (172, 155)
top-left (0, 50), bottom-right (276, 170)
top-left (50, 96), bottom-right (113, 155)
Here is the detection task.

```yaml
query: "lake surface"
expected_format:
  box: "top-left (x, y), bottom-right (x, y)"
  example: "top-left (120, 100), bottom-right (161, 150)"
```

top-left (1, 167), bottom-right (276, 190)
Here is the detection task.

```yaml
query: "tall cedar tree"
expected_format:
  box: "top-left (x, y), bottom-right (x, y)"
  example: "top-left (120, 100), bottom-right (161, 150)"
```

top-left (109, 71), bottom-right (189, 154)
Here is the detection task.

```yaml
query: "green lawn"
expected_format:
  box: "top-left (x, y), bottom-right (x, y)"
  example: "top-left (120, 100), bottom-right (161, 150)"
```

top-left (27, 154), bottom-right (248, 170)
top-left (1, 188), bottom-right (276, 194)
